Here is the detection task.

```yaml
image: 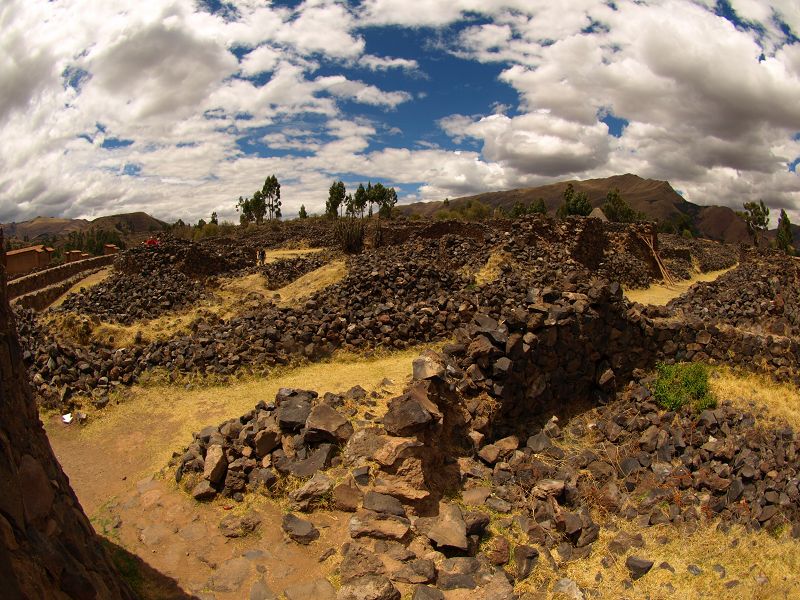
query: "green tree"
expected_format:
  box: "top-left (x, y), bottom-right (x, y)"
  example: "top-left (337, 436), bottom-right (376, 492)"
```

top-left (299, 204), bottom-right (308, 219)
top-left (557, 183), bottom-right (592, 217)
top-left (261, 175), bottom-right (281, 221)
top-left (249, 190), bottom-right (266, 224)
top-left (343, 192), bottom-right (354, 217)
top-left (510, 201), bottom-right (526, 219)
top-left (463, 199), bottom-right (490, 220)
top-left (352, 183), bottom-right (368, 218)
top-left (326, 180), bottom-right (346, 218)
top-left (529, 198), bottom-right (547, 215)
top-left (376, 185), bottom-right (398, 219)
top-left (237, 195), bottom-right (254, 224)
top-left (737, 200), bottom-right (770, 246)
top-left (210, 211), bottom-right (218, 225)
top-left (602, 188), bottom-right (642, 223)
top-left (776, 209), bottom-right (794, 254)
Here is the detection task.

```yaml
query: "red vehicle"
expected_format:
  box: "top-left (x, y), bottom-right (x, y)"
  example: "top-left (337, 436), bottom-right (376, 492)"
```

top-left (144, 237), bottom-right (160, 247)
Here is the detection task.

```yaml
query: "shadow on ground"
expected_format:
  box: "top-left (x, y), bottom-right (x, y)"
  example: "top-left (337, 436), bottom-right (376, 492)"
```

top-left (103, 540), bottom-right (198, 600)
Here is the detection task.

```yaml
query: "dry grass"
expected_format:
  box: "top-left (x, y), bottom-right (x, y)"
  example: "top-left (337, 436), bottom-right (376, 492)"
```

top-left (273, 259), bottom-right (346, 306)
top-left (625, 264), bottom-right (737, 306)
top-left (534, 516), bottom-right (800, 599)
top-left (45, 346), bottom-right (423, 513)
top-left (48, 260), bottom-right (346, 348)
top-left (469, 251), bottom-right (513, 286)
top-left (50, 267), bottom-right (113, 308)
top-left (709, 366), bottom-right (800, 431)
top-left (263, 247), bottom-right (322, 263)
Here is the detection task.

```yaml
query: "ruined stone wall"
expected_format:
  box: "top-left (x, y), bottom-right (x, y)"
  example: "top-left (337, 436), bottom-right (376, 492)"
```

top-left (12, 269), bottom-right (106, 313)
top-left (0, 249), bottom-right (135, 599)
top-left (8, 255), bottom-right (114, 299)
top-left (438, 282), bottom-right (648, 441)
top-left (432, 281), bottom-right (800, 445)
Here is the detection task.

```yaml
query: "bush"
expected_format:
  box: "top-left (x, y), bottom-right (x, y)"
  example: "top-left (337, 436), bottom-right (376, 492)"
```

top-left (334, 218), bottom-right (366, 253)
top-left (653, 362), bottom-right (716, 412)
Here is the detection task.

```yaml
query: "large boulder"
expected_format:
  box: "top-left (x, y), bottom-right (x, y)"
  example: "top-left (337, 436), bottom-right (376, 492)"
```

top-left (425, 503), bottom-right (468, 552)
top-left (203, 444), bottom-right (228, 486)
top-left (305, 404), bottom-right (354, 444)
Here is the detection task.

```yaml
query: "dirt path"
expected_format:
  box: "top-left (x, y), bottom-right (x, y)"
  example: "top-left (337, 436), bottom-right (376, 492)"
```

top-left (44, 349), bottom-right (419, 598)
top-left (624, 264), bottom-right (736, 306)
top-left (97, 475), bottom-right (349, 599)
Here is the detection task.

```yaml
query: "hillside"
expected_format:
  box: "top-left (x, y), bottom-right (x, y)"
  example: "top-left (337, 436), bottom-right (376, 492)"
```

top-left (2, 211), bottom-right (167, 241)
top-left (1, 216), bottom-right (89, 240)
top-left (400, 173), bottom-right (751, 243)
top-left (89, 212), bottom-right (167, 234)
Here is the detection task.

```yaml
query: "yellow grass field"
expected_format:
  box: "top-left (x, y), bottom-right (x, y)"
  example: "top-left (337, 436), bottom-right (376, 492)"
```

top-left (625, 265), bottom-right (737, 306)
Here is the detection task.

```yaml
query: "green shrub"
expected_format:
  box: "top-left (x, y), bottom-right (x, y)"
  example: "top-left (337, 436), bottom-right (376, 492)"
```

top-left (334, 217), bottom-right (366, 253)
top-left (653, 362), bottom-right (716, 412)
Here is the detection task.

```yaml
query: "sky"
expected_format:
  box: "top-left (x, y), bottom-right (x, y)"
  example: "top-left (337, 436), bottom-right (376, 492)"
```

top-left (1, 0), bottom-right (799, 225)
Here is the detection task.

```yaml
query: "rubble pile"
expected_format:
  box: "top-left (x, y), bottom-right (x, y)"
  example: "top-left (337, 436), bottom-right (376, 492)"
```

top-left (176, 387), bottom-right (359, 502)
top-left (18, 217), bottom-right (780, 410)
top-left (666, 254), bottom-right (800, 337)
top-left (175, 337), bottom-right (800, 597)
top-left (660, 234), bottom-right (739, 280)
top-left (56, 267), bottom-right (206, 324)
top-left (115, 236), bottom-right (252, 278)
top-left (260, 254), bottom-right (331, 290)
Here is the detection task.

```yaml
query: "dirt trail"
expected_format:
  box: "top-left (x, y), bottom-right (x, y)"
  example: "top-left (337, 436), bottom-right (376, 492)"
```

top-left (44, 350), bottom-right (418, 598)
top-left (624, 264), bottom-right (736, 306)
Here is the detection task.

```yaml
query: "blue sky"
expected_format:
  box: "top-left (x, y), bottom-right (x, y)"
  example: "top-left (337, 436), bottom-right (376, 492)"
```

top-left (1, 0), bottom-right (799, 224)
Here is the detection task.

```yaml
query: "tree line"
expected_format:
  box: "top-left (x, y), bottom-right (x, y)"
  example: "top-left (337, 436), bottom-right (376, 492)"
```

top-left (63, 228), bottom-right (126, 256)
top-left (225, 173), bottom-right (794, 255)
top-left (237, 175), bottom-right (281, 224)
top-left (325, 180), bottom-right (398, 219)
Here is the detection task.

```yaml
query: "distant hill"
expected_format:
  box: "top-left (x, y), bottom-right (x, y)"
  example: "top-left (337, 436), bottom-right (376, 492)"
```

top-left (89, 212), bottom-right (168, 235)
top-left (400, 174), bottom-right (751, 244)
top-left (1, 216), bottom-right (89, 241)
top-left (2, 212), bottom-right (167, 241)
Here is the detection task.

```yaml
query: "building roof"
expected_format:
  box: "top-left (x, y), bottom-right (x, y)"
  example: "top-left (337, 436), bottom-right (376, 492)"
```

top-left (6, 245), bottom-right (44, 256)
top-left (588, 207), bottom-right (609, 221)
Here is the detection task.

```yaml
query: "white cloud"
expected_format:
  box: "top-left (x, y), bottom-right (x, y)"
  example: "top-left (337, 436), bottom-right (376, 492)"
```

top-left (239, 45), bottom-right (282, 76)
top-left (0, 0), bottom-right (798, 226)
top-left (315, 75), bottom-right (412, 107)
top-left (358, 54), bottom-right (419, 72)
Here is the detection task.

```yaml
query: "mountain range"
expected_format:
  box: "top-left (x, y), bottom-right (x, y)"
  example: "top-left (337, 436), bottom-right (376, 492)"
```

top-left (3, 175), bottom-right (791, 247)
top-left (1, 212), bottom-right (167, 241)
top-left (400, 173), bottom-right (752, 244)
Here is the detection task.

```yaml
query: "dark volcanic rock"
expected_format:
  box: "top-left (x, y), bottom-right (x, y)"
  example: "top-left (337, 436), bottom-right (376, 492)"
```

top-left (626, 556), bottom-right (654, 580)
top-left (282, 513), bottom-right (319, 544)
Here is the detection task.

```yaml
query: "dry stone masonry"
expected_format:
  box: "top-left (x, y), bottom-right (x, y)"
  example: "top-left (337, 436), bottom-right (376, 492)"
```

top-left (0, 241), bottom-right (135, 599)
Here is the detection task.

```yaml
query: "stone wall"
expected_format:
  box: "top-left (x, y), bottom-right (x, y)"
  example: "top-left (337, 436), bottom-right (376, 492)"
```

top-left (0, 244), bottom-right (135, 599)
top-left (8, 255), bottom-right (114, 300)
top-left (12, 269), bottom-right (105, 312)
top-left (426, 280), bottom-right (800, 446)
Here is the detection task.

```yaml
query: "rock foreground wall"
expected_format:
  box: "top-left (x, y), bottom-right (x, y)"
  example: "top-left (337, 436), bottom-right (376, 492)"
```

top-left (0, 247), bottom-right (134, 599)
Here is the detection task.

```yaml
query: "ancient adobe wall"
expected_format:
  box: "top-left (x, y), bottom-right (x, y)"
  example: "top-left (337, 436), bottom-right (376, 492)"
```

top-left (0, 251), bottom-right (134, 599)
top-left (7, 255), bottom-right (114, 299)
